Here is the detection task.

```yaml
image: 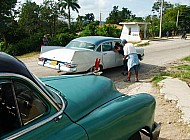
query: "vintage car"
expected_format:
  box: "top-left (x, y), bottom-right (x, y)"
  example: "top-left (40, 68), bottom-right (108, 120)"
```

top-left (0, 52), bottom-right (160, 140)
top-left (38, 36), bottom-right (144, 73)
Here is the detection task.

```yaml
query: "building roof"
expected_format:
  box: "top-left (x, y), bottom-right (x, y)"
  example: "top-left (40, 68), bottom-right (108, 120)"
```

top-left (119, 22), bottom-right (150, 25)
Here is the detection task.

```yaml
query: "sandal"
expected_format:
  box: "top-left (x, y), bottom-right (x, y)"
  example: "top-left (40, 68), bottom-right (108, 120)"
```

top-left (135, 79), bottom-right (139, 82)
top-left (124, 79), bottom-right (131, 82)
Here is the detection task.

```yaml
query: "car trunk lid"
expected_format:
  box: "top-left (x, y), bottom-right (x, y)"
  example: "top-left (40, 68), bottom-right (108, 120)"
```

top-left (40, 75), bottom-right (123, 122)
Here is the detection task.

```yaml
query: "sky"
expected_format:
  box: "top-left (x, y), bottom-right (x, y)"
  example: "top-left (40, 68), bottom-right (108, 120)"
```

top-left (20, 0), bottom-right (190, 21)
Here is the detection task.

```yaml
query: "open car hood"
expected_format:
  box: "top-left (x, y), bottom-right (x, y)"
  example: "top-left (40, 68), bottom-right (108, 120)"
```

top-left (40, 75), bottom-right (123, 122)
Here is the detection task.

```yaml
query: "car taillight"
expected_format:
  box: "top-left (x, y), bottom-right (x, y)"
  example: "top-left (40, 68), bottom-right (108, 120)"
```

top-left (38, 57), bottom-right (44, 61)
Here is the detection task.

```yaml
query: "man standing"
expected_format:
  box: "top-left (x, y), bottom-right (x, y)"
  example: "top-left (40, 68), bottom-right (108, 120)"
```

top-left (42, 35), bottom-right (49, 46)
top-left (122, 39), bottom-right (140, 82)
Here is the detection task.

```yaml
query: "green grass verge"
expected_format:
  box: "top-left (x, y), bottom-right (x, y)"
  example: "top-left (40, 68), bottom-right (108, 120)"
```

top-left (16, 52), bottom-right (39, 59)
top-left (136, 42), bottom-right (150, 47)
top-left (182, 56), bottom-right (190, 62)
top-left (152, 56), bottom-right (190, 86)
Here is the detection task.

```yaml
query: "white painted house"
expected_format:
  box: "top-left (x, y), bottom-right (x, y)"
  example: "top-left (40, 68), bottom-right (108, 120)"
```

top-left (119, 22), bottom-right (150, 42)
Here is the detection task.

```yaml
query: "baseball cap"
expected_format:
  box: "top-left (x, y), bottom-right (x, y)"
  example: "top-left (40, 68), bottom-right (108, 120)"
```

top-left (122, 39), bottom-right (127, 44)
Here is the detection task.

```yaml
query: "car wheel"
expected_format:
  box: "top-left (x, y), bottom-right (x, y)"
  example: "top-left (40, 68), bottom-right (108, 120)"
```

top-left (128, 132), bottom-right (141, 140)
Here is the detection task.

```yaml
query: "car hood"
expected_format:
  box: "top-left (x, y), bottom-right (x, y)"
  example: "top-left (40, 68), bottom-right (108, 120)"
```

top-left (40, 47), bottom-right (92, 62)
top-left (40, 75), bottom-right (123, 122)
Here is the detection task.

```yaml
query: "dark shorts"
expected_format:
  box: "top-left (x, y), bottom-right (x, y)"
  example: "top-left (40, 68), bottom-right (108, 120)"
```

top-left (129, 64), bottom-right (140, 72)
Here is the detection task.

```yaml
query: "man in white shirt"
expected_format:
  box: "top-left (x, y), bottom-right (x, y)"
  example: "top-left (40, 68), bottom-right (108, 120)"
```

top-left (122, 39), bottom-right (140, 82)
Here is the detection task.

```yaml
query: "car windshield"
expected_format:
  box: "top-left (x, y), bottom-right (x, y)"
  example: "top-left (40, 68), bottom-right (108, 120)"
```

top-left (65, 41), bottom-right (95, 50)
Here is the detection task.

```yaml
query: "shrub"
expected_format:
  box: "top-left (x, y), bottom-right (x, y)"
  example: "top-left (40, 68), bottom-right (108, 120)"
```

top-left (50, 33), bottom-right (77, 46)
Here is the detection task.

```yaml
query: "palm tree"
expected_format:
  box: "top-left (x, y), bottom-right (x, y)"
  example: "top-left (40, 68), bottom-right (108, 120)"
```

top-left (58, 0), bottom-right (80, 29)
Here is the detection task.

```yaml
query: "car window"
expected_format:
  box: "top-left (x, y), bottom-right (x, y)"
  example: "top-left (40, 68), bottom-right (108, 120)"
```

top-left (66, 41), bottom-right (95, 50)
top-left (14, 81), bottom-right (47, 125)
top-left (102, 42), bottom-right (113, 52)
top-left (0, 80), bottom-right (48, 137)
top-left (0, 82), bottom-right (21, 136)
top-left (96, 45), bottom-right (101, 52)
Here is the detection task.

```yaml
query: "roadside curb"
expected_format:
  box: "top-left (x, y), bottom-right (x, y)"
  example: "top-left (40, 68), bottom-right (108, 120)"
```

top-left (158, 77), bottom-right (190, 124)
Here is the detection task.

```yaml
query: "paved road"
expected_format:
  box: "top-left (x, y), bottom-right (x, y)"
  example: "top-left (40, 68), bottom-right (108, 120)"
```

top-left (104, 38), bottom-right (190, 81)
top-left (20, 38), bottom-right (190, 80)
top-left (143, 38), bottom-right (190, 66)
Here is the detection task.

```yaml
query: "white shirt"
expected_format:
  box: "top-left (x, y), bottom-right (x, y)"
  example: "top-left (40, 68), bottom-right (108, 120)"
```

top-left (123, 43), bottom-right (137, 56)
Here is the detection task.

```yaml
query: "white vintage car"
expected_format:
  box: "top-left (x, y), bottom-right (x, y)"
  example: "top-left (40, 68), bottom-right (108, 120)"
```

top-left (38, 36), bottom-right (144, 73)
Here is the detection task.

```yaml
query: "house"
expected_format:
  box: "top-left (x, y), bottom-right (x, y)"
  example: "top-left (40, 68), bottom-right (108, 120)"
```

top-left (119, 22), bottom-right (150, 42)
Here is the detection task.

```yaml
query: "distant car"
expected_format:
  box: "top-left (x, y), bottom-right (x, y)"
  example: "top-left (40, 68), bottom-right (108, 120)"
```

top-left (0, 52), bottom-right (160, 140)
top-left (38, 36), bottom-right (144, 73)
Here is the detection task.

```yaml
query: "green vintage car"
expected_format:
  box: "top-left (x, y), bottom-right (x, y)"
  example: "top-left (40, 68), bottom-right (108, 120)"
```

top-left (0, 52), bottom-right (160, 140)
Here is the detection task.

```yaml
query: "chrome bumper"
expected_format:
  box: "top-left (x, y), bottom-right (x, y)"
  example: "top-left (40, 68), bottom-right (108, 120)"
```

top-left (152, 122), bottom-right (161, 140)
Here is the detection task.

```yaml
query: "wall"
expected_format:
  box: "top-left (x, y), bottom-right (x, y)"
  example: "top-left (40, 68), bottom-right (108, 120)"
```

top-left (120, 24), bottom-right (141, 42)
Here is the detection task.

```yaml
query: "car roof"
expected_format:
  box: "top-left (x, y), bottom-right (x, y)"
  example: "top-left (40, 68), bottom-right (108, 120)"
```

top-left (0, 52), bottom-right (34, 80)
top-left (72, 36), bottom-right (121, 46)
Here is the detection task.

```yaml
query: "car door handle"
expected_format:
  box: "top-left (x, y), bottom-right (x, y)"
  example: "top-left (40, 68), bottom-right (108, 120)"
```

top-left (103, 53), bottom-right (107, 55)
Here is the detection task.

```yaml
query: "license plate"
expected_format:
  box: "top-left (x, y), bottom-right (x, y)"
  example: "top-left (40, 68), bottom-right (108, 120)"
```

top-left (51, 60), bottom-right (57, 66)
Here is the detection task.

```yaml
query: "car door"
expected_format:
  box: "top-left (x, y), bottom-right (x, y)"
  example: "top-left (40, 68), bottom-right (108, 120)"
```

top-left (0, 76), bottom-right (88, 140)
top-left (101, 41), bottom-right (116, 69)
top-left (113, 41), bottom-right (124, 66)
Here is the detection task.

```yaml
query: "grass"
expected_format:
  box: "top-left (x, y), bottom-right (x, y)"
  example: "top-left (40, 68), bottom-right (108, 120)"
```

top-left (152, 56), bottom-right (190, 86)
top-left (151, 73), bottom-right (167, 86)
top-left (182, 56), bottom-right (190, 62)
top-left (136, 42), bottom-right (150, 47)
top-left (16, 52), bottom-right (39, 59)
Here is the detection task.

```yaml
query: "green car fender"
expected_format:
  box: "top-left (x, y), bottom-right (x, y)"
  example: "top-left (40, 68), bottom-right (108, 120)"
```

top-left (77, 93), bottom-right (156, 140)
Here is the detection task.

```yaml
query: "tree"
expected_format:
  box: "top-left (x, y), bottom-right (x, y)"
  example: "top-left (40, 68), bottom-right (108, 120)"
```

top-left (152, 0), bottom-right (173, 16)
top-left (84, 13), bottom-right (95, 23)
top-left (42, 0), bottom-right (60, 35)
top-left (18, 1), bottom-right (41, 35)
top-left (58, 0), bottom-right (80, 29)
top-left (106, 6), bottom-right (136, 24)
top-left (106, 6), bottom-right (120, 24)
top-left (0, 0), bottom-right (17, 44)
top-left (177, 5), bottom-right (190, 32)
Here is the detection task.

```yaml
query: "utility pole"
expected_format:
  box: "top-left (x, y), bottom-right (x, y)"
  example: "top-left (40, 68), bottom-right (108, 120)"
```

top-left (176, 10), bottom-right (179, 27)
top-left (99, 12), bottom-right (102, 26)
top-left (159, 0), bottom-right (164, 38)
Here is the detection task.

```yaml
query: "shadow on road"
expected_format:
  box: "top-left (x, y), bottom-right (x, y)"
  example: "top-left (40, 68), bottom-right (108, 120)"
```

top-left (101, 63), bottom-right (166, 90)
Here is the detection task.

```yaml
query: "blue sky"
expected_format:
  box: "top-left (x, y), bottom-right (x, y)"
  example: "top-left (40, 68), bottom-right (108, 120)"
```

top-left (20, 0), bottom-right (190, 21)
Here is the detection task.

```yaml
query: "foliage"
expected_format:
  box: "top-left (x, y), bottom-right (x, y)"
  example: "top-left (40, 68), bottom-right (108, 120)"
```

top-left (152, 57), bottom-right (190, 86)
top-left (0, 0), bottom-right (18, 44)
top-left (151, 73), bottom-right (167, 86)
top-left (58, 0), bottom-right (80, 29)
top-left (182, 56), bottom-right (190, 62)
top-left (50, 33), bottom-right (77, 46)
top-left (18, 2), bottom-right (41, 35)
top-left (106, 6), bottom-right (137, 24)
top-left (152, 0), bottom-right (173, 16)
top-left (96, 25), bottom-right (121, 37)
top-left (79, 22), bottom-right (99, 36)
top-left (1, 1), bottom-right (190, 55)
top-left (1, 32), bottom-right (43, 56)
top-left (177, 5), bottom-right (190, 32)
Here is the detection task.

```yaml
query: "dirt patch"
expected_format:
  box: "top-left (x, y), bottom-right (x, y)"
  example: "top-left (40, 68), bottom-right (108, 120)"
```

top-left (108, 63), bottom-right (190, 139)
